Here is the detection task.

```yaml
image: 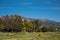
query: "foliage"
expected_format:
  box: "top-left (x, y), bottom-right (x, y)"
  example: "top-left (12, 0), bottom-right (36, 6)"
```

top-left (0, 15), bottom-right (60, 32)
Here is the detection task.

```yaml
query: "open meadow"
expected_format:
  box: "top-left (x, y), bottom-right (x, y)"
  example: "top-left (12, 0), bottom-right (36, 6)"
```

top-left (0, 32), bottom-right (60, 40)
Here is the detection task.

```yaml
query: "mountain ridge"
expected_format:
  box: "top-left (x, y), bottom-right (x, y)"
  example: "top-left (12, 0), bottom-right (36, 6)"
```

top-left (0, 14), bottom-right (60, 27)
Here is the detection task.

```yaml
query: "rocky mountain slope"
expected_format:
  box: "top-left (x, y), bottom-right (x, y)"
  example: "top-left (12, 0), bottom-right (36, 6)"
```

top-left (1, 14), bottom-right (60, 27)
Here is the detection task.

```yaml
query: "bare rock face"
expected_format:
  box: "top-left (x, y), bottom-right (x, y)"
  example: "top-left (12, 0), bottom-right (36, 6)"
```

top-left (22, 30), bottom-right (29, 35)
top-left (24, 32), bottom-right (29, 35)
top-left (31, 37), bottom-right (36, 40)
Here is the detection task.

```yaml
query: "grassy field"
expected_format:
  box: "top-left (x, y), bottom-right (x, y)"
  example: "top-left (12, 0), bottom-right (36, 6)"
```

top-left (0, 32), bottom-right (60, 40)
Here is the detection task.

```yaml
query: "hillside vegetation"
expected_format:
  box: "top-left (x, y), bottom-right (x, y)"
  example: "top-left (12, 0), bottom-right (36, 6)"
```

top-left (0, 14), bottom-right (60, 32)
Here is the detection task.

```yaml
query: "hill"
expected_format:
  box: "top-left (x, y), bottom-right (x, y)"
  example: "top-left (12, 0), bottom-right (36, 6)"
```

top-left (0, 14), bottom-right (60, 32)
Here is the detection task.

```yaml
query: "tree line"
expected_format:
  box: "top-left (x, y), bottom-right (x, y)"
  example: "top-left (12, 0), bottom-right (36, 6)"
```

top-left (0, 15), bottom-right (60, 32)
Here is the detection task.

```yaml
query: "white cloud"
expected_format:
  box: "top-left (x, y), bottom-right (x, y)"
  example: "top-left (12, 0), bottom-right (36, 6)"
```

top-left (52, 0), bottom-right (57, 1)
top-left (20, 2), bottom-right (32, 5)
top-left (52, 7), bottom-right (60, 10)
top-left (40, 0), bottom-right (58, 4)
top-left (29, 6), bottom-right (60, 10)
top-left (40, 1), bottom-right (51, 4)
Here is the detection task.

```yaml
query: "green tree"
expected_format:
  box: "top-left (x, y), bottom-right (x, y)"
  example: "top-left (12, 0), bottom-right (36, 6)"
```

top-left (24, 20), bottom-right (33, 32)
top-left (33, 19), bottom-right (42, 32)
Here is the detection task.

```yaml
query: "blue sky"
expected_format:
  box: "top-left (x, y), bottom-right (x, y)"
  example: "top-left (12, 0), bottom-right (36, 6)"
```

top-left (0, 0), bottom-right (60, 22)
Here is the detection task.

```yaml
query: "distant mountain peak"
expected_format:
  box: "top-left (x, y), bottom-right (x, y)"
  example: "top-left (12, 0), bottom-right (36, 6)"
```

top-left (40, 19), bottom-right (48, 22)
top-left (0, 14), bottom-right (60, 27)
